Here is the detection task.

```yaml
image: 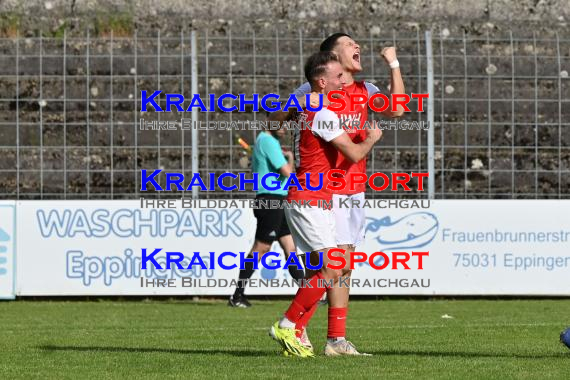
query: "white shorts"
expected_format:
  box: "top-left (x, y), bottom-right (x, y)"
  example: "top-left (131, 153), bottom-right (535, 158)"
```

top-left (284, 205), bottom-right (336, 253)
top-left (333, 192), bottom-right (366, 248)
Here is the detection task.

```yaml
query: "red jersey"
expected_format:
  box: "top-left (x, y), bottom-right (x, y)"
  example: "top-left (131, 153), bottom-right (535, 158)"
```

top-left (334, 80), bottom-right (376, 195)
top-left (287, 107), bottom-right (344, 202)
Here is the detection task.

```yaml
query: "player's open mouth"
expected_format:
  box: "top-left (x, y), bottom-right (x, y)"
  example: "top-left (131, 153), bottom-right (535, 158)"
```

top-left (353, 53), bottom-right (360, 64)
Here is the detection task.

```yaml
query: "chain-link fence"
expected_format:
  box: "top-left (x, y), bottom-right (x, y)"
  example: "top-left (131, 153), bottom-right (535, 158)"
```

top-left (0, 28), bottom-right (568, 200)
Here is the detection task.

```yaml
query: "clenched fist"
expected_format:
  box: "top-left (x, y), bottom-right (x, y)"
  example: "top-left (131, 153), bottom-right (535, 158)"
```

top-left (381, 46), bottom-right (398, 65)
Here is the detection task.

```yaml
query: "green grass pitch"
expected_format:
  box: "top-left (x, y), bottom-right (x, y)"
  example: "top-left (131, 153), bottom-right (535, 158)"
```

top-left (0, 299), bottom-right (569, 379)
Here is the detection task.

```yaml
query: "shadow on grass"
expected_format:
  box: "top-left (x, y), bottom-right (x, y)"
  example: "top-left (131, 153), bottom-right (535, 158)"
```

top-left (39, 345), bottom-right (568, 359)
top-left (39, 345), bottom-right (275, 357)
top-left (367, 348), bottom-right (569, 359)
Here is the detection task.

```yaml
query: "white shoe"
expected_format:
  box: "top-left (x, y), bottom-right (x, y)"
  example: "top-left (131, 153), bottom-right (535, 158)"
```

top-left (324, 339), bottom-right (372, 356)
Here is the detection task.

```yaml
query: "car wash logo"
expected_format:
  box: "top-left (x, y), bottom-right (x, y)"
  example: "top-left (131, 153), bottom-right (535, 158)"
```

top-left (363, 212), bottom-right (439, 267)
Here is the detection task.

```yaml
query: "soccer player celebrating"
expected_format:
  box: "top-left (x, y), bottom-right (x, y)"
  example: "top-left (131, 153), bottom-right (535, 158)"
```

top-left (269, 51), bottom-right (382, 357)
top-left (228, 125), bottom-right (305, 308)
top-left (270, 33), bottom-right (405, 355)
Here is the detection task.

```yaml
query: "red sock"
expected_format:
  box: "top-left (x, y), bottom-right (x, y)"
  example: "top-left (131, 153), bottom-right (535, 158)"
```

top-left (295, 302), bottom-right (318, 337)
top-left (327, 307), bottom-right (347, 338)
top-left (284, 272), bottom-right (328, 324)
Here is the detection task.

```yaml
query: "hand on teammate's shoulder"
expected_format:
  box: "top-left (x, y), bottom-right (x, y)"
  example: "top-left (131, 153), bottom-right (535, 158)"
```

top-left (367, 122), bottom-right (383, 143)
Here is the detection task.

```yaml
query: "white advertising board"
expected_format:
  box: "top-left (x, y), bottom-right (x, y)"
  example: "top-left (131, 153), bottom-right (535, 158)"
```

top-left (14, 200), bottom-right (570, 296)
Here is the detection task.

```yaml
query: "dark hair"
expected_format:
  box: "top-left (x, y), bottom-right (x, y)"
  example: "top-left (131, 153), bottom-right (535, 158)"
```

top-left (320, 33), bottom-right (352, 52)
top-left (304, 51), bottom-right (339, 86)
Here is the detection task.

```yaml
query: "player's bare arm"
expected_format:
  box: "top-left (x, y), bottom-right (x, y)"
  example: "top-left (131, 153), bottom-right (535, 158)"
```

top-left (330, 127), bottom-right (382, 164)
top-left (278, 160), bottom-right (293, 178)
top-left (374, 46), bottom-right (405, 118)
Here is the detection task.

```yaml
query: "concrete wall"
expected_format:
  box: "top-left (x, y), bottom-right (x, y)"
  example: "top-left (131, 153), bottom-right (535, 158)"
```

top-left (1, 0), bottom-right (569, 36)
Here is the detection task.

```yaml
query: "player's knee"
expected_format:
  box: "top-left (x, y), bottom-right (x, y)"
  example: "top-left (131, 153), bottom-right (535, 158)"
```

top-left (321, 267), bottom-right (342, 283)
top-left (283, 244), bottom-right (296, 257)
top-left (253, 241), bottom-right (272, 256)
top-left (279, 236), bottom-right (295, 254)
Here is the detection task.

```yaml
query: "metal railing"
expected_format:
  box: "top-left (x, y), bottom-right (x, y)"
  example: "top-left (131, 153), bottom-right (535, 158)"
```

top-left (0, 28), bottom-right (568, 199)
